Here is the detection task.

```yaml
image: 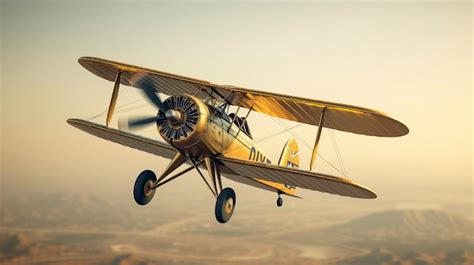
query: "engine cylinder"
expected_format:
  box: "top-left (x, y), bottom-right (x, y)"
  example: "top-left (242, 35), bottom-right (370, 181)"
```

top-left (156, 95), bottom-right (209, 149)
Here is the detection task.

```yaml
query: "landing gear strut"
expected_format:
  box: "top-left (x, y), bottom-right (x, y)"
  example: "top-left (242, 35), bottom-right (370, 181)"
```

top-left (132, 156), bottom-right (238, 223)
top-left (194, 158), bottom-right (237, 223)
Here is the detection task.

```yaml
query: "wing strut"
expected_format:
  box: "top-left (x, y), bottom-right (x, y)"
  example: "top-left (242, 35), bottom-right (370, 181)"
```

top-left (235, 106), bottom-right (253, 138)
top-left (309, 107), bottom-right (327, 171)
top-left (227, 101), bottom-right (242, 133)
top-left (106, 71), bottom-right (122, 126)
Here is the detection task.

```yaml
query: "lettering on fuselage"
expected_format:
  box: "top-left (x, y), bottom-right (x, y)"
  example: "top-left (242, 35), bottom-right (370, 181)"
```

top-left (249, 147), bottom-right (271, 164)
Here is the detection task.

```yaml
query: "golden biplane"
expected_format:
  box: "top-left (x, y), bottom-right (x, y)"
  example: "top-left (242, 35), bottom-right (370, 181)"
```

top-left (68, 57), bottom-right (409, 223)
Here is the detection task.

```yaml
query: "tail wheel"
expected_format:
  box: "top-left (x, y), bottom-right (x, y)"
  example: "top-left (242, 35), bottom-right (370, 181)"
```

top-left (133, 170), bottom-right (157, 205)
top-left (215, 188), bottom-right (236, 223)
top-left (277, 196), bottom-right (283, 207)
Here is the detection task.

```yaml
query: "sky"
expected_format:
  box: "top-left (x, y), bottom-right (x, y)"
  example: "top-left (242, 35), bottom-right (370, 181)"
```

top-left (0, 1), bottom-right (472, 208)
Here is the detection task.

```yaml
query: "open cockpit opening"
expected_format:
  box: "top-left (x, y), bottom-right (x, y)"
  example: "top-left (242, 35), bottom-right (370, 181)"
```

top-left (228, 113), bottom-right (253, 139)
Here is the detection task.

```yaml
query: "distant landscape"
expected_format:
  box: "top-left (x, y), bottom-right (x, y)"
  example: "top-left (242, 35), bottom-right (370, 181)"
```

top-left (1, 1), bottom-right (472, 264)
top-left (1, 192), bottom-right (472, 265)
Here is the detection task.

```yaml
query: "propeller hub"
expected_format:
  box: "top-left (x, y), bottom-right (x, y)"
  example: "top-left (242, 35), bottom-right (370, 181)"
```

top-left (165, 109), bottom-right (183, 124)
top-left (156, 95), bottom-right (208, 144)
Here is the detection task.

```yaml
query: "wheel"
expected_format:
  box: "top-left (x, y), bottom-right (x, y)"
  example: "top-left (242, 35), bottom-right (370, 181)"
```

top-left (133, 170), bottom-right (157, 205)
top-left (277, 197), bottom-right (283, 207)
top-left (215, 187), bottom-right (236, 223)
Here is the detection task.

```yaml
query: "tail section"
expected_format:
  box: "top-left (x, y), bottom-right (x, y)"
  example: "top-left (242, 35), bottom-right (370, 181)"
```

top-left (276, 138), bottom-right (300, 200)
top-left (278, 138), bottom-right (299, 168)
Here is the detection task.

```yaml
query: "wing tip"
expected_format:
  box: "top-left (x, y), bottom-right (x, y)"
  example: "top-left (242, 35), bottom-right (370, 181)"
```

top-left (366, 190), bottom-right (378, 199)
top-left (67, 118), bottom-right (89, 133)
top-left (66, 118), bottom-right (81, 126)
top-left (389, 118), bottom-right (410, 137)
top-left (78, 56), bottom-right (97, 66)
top-left (400, 122), bottom-right (410, 136)
top-left (358, 186), bottom-right (377, 199)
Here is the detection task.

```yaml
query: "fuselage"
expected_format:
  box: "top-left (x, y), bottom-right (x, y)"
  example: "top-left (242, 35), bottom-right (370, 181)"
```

top-left (155, 95), bottom-right (295, 195)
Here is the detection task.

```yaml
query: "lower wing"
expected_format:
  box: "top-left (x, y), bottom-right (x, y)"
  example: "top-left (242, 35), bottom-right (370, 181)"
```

top-left (67, 119), bottom-right (375, 199)
top-left (217, 157), bottom-right (376, 199)
top-left (67, 119), bottom-right (177, 159)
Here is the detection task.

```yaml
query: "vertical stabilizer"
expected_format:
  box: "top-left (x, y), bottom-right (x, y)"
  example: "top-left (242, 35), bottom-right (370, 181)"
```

top-left (278, 138), bottom-right (299, 168)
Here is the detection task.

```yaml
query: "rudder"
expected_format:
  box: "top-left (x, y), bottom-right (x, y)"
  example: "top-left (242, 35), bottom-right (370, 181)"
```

top-left (278, 138), bottom-right (299, 168)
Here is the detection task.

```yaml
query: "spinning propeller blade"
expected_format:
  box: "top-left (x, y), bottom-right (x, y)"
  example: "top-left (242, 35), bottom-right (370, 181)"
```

top-left (121, 72), bottom-right (170, 131)
top-left (118, 115), bottom-right (158, 131)
top-left (129, 116), bottom-right (159, 128)
top-left (135, 75), bottom-right (169, 114)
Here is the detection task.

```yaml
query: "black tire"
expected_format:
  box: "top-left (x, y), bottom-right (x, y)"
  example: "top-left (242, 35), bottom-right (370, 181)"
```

top-left (215, 188), bottom-right (236, 223)
top-left (277, 197), bottom-right (283, 207)
top-left (133, 170), bottom-right (157, 205)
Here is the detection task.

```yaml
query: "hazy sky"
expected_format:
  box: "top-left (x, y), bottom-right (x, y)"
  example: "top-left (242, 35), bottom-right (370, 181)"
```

top-left (1, 1), bottom-right (472, 207)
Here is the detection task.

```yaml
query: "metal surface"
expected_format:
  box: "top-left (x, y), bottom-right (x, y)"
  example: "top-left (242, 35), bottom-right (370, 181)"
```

top-left (227, 101), bottom-right (242, 133)
top-left (155, 153), bottom-right (187, 184)
top-left (66, 55), bottom-right (414, 214)
top-left (151, 164), bottom-right (197, 189)
top-left (216, 162), bottom-right (223, 193)
top-left (106, 71), bottom-right (121, 126)
top-left (223, 173), bottom-right (283, 193)
top-left (204, 158), bottom-right (218, 195)
top-left (310, 107), bottom-right (326, 171)
top-left (192, 159), bottom-right (217, 197)
top-left (278, 138), bottom-right (300, 168)
top-left (67, 119), bottom-right (177, 159)
top-left (79, 56), bottom-right (409, 137)
top-left (234, 106), bottom-right (253, 138)
top-left (67, 119), bottom-right (297, 196)
top-left (218, 156), bottom-right (377, 199)
top-left (165, 109), bottom-right (183, 124)
top-left (156, 95), bottom-right (210, 151)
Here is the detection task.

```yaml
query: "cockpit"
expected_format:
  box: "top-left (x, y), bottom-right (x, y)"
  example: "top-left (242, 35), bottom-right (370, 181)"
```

top-left (212, 103), bottom-right (253, 139)
top-left (228, 113), bottom-right (253, 139)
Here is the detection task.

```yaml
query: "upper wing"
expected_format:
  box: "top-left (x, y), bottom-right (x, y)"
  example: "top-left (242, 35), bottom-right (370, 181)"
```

top-left (79, 56), bottom-right (408, 137)
top-left (217, 156), bottom-right (376, 199)
top-left (67, 119), bottom-right (177, 159)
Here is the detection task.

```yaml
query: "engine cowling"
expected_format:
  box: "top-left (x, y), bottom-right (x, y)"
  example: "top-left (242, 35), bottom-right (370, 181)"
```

top-left (156, 95), bottom-right (209, 149)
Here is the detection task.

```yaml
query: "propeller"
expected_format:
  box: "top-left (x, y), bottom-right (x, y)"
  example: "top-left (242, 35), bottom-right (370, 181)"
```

top-left (119, 73), bottom-right (201, 143)
top-left (122, 73), bottom-right (170, 131)
top-left (139, 76), bottom-right (169, 114)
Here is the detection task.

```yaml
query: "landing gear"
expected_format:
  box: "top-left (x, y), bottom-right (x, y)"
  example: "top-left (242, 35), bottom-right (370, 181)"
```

top-left (132, 157), bottom-right (238, 224)
top-left (195, 158), bottom-right (236, 223)
top-left (215, 188), bottom-right (236, 223)
top-left (133, 170), bottom-right (157, 205)
top-left (276, 196), bottom-right (283, 207)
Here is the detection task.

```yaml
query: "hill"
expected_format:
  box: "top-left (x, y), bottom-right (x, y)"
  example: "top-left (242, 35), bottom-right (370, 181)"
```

top-left (330, 209), bottom-right (472, 241)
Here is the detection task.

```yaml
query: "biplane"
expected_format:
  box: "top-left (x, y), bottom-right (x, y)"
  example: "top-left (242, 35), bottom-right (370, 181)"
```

top-left (67, 57), bottom-right (409, 223)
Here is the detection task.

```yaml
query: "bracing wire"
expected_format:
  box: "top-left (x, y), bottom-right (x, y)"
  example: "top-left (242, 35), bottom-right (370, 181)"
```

top-left (86, 89), bottom-right (125, 121)
top-left (269, 116), bottom-right (349, 177)
top-left (329, 129), bottom-right (344, 173)
top-left (329, 129), bottom-right (347, 175)
top-left (83, 89), bottom-right (348, 178)
top-left (223, 123), bottom-right (303, 155)
top-left (254, 124), bottom-right (302, 143)
top-left (87, 98), bottom-right (146, 121)
top-left (86, 96), bottom-right (146, 121)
